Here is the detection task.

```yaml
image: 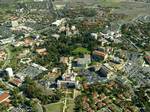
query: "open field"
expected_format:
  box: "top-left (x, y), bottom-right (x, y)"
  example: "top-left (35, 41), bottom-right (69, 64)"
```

top-left (54, 0), bottom-right (150, 20)
top-left (44, 102), bottom-right (63, 112)
top-left (113, 1), bottom-right (150, 14)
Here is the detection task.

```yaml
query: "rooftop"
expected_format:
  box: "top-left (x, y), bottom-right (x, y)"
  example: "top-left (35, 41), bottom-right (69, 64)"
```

top-left (0, 91), bottom-right (10, 103)
top-left (9, 78), bottom-right (22, 87)
top-left (93, 50), bottom-right (107, 58)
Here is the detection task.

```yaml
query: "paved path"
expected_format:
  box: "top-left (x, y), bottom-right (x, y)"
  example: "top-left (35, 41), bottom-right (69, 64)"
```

top-left (63, 89), bottom-right (68, 112)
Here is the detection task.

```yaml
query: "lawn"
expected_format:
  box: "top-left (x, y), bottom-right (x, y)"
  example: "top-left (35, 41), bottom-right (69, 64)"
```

top-left (66, 99), bottom-right (75, 112)
top-left (72, 47), bottom-right (90, 55)
top-left (2, 45), bottom-right (23, 69)
top-left (44, 102), bottom-right (63, 112)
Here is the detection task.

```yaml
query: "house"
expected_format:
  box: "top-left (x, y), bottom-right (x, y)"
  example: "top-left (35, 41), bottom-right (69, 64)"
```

top-left (36, 48), bottom-right (48, 56)
top-left (17, 49), bottom-right (30, 58)
top-left (144, 56), bottom-right (150, 65)
top-left (20, 58), bottom-right (32, 64)
top-left (91, 33), bottom-right (98, 40)
top-left (0, 50), bottom-right (6, 61)
top-left (52, 67), bottom-right (60, 73)
top-left (0, 37), bottom-right (15, 45)
top-left (51, 34), bottom-right (60, 40)
top-left (60, 57), bottom-right (69, 64)
top-left (24, 38), bottom-right (33, 47)
top-left (14, 41), bottom-right (24, 47)
top-left (111, 57), bottom-right (121, 64)
top-left (9, 78), bottom-right (22, 87)
top-left (51, 18), bottom-right (66, 27)
top-left (11, 20), bottom-right (19, 28)
top-left (93, 50), bottom-right (108, 61)
top-left (0, 89), bottom-right (10, 104)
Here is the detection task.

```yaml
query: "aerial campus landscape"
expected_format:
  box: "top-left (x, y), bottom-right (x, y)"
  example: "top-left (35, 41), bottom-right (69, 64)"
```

top-left (0, 0), bottom-right (150, 112)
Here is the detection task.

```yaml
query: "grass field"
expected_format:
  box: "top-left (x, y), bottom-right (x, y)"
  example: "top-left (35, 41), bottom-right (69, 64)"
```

top-left (44, 102), bottom-right (63, 112)
top-left (72, 47), bottom-right (90, 55)
top-left (66, 99), bottom-right (75, 112)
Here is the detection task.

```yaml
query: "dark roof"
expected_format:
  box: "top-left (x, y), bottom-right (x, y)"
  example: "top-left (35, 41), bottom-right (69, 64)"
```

top-left (144, 56), bottom-right (150, 64)
top-left (96, 66), bottom-right (109, 77)
top-left (0, 70), bottom-right (8, 77)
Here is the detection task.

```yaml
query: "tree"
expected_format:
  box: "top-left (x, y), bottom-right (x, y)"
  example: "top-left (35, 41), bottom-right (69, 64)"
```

top-left (11, 88), bottom-right (25, 107)
top-left (0, 103), bottom-right (8, 112)
top-left (74, 95), bottom-right (83, 112)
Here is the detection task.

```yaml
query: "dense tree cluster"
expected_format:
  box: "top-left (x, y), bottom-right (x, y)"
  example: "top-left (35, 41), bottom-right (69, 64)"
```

top-left (21, 77), bottom-right (63, 105)
top-left (34, 30), bottom-right (99, 67)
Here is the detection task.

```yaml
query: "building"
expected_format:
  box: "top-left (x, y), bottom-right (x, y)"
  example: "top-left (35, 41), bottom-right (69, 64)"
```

top-left (0, 68), bottom-right (14, 78)
top-left (16, 63), bottom-right (47, 80)
top-left (51, 34), bottom-right (60, 40)
top-left (62, 72), bottom-right (77, 81)
top-left (96, 64), bottom-right (113, 79)
top-left (0, 70), bottom-right (8, 78)
top-left (0, 50), bottom-right (6, 61)
top-left (144, 56), bottom-right (150, 65)
top-left (0, 89), bottom-right (10, 104)
top-left (111, 57), bottom-right (121, 64)
top-left (73, 54), bottom-right (91, 67)
top-left (52, 18), bottom-right (66, 27)
top-left (0, 37), bottom-right (15, 45)
top-left (9, 78), bottom-right (22, 87)
top-left (11, 20), bottom-right (19, 28)
top-left (93, 50), bottom-right (108, 61)
top-left (36, 48), bottom-right (48, 56)
top-left (60, 57), bottom-right (69, 64)
top-left (97, 65), bottom-right (109, 77)
top-left (5, 68), bottom-right (14, 78)
top-left (57, 80), bottom-right (79, 89)
top-left (10, 107), bottom-right (24, 112)
top-left (24, 38), bottom-right (33, 47)
top-left (91, 33), bottom-right (98, 40)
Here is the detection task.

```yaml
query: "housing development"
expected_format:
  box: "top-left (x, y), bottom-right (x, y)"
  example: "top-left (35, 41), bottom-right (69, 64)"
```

top-left (0, 0), bottom-right (150, 112)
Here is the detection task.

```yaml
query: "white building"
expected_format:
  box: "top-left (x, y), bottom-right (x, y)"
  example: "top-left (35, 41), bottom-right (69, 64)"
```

top-left (5, 68), bottom-right (14, 78)
top-left (11, 20), bottom-right (19, 27)
top-left (52, 18), bottom-right (66, 27)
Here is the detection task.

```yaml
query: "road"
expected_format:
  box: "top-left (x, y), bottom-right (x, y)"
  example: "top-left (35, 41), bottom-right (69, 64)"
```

top-left (2, 45), bottom-right (11, 69)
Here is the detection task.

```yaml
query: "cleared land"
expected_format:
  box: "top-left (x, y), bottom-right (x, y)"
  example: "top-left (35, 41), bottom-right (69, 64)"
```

top-left (54, 0), bottom-right (150, 21)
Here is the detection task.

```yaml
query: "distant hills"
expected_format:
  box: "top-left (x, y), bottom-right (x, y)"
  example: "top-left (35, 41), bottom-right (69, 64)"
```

top-left (0, 0), bottom-right (16, 3)
top-left (0, 0), bottom-right (150, 4)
